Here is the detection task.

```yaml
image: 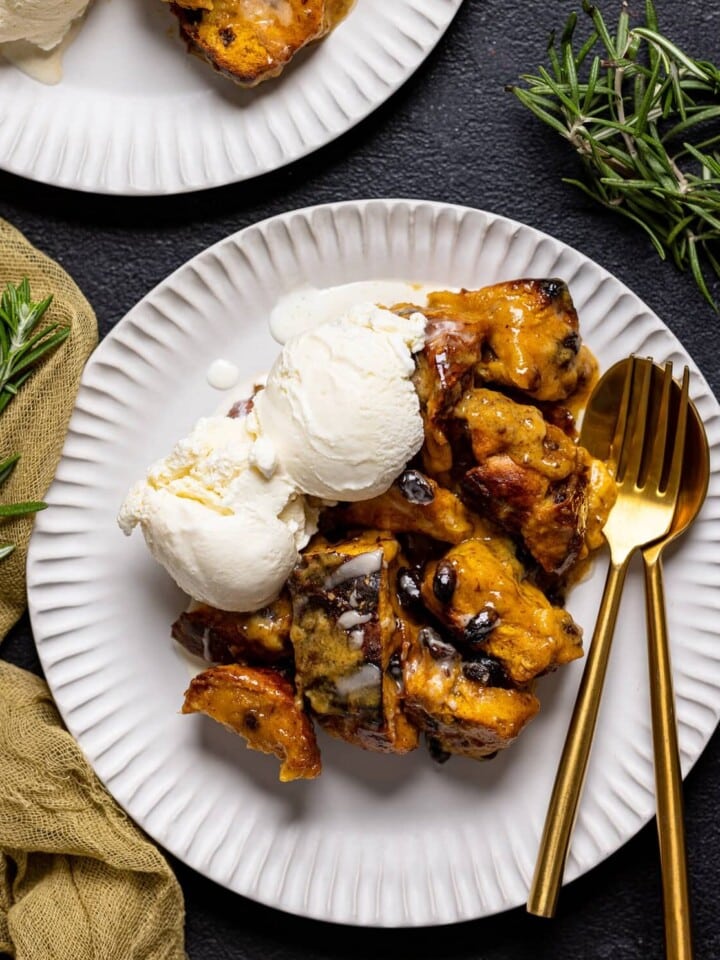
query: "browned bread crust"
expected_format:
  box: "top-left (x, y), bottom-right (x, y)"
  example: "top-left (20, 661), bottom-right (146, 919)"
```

top-left (182, 664), bottom-right (321, 781)
top-left (329, 469), bottom-right (490, 546)
top-left (170, 0), bottom-right (338, 87)
top-left (403, 278), bottom-right (596, 476)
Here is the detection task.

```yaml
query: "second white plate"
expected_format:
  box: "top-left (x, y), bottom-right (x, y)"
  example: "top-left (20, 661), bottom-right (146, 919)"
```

top-left (0, 0), bottom-right (464, 194)
top-left (27, 199), bottom-right (720, 926)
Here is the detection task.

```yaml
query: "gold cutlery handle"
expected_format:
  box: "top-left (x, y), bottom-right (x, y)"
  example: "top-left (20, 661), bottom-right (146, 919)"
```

top-left (527, 555), bottom-right (631, 918)
top-left (643, 547), bottom-right (693, 960)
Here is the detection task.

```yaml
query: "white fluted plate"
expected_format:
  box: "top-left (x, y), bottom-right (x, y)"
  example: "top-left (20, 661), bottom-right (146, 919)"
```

top-left (0, 0), bottom-right (463, 195)
top-left (27, 200), bottom-right (720, 926)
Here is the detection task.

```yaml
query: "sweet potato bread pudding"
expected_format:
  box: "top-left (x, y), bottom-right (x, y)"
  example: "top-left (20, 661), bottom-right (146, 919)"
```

top-left (173, 279), bottom-right (616, 780)
top-left (168, 0), bottom-right (354, 86)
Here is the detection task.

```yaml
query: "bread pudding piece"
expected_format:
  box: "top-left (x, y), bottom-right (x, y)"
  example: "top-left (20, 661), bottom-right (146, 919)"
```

top-left (328, 468), bottom-right (492, 545)
top-left (420, 539), bottom-right (582, 685)
top-left (455, 388), bottom-right (615, 575)
top-left (171, 279), bottom-right (612, 776)
top-left (403, 624), bottom-right (540, 759)
top-left (288, 530), bottom-right (418, 754)
top-left (172, 592), bottom-right (293, 667)
top-left (402, 278), bottom-right (595, 475)
top-left (171, 0), bottom-right (352, 86)
top-left (182, 664), bottom-right (321, 781)
top-left (426, 280), bottom-right (595, 400)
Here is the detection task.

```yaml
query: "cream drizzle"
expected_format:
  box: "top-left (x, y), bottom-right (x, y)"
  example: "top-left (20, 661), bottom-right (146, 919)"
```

top-left (324, 550), bottom-right (383, 591)
top-left (337, 610), bottom-right (372, 629)
top-left (335, 663), bottom-right (381, 697)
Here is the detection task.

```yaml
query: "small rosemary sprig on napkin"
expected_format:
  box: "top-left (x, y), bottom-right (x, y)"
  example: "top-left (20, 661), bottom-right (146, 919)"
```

top-left (0, 455), bottom-right (47, 560)
top-left (509, 0), bottom-right (720, 310)
top-left (0, 278), bottom-right (70, 559)
top-left (0, 278), bottom-right (68, 412)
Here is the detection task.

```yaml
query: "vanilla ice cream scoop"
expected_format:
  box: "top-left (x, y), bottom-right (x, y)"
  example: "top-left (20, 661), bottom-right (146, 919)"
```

top-left (0, 0), bottom-right (91, 49)
top-left (120, 299), bottom-right (428, 613)
top-left (119, 414), bottom-right (318, 612)
top-left (254, 303), bottom-right (427, 502)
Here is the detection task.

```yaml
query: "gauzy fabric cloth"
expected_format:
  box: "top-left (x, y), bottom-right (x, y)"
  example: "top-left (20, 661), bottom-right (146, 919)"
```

top-left (0, 221), bottom-right (186, 958)
top-left (0, 217), bottom-right (97, 635)
top-left (0, 661), bottom-right (186, 960)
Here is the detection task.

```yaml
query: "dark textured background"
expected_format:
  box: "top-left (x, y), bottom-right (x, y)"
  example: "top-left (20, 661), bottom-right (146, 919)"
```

top-left (2, 0), bottom-right (720, 957)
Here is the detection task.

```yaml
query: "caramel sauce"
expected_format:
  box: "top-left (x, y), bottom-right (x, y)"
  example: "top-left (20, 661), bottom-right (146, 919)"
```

top-left (326, 0), bottom-right (356, 28)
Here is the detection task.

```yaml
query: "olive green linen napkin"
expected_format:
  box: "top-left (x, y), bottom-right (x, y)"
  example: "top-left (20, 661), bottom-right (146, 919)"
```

top-left (0, 217), bottom-right (96, 635)
top-left (0, 221), bottom-right (186, 959)
top-left (0, 661), bottom-right (186, 960)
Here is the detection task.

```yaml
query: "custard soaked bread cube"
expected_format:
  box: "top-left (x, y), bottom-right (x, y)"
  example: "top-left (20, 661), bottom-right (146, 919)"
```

top-left (328, 468), bottom-right (492, 545)
top-left (455, 389), bottom-right (615, 575)
top-left (403, 625), bottom-right (540, 759)
top-left (171, 592), bottom-right (293, 667)
top-left (288, 531), bottom-right (418, 754)
top-left (420, 539), bottom-right (583, 685)
top-left (182, 664), bottom-right (321, 781)
top-left (171, 0), bottom-right (351, 86)
top-left (401, 278), bottom-right (596, 476)
top-left (424, 281), bottom-right (595, 401)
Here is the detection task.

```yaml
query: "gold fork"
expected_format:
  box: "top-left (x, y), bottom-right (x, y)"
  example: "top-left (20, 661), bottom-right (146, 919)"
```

top-left (527, 356), bottom-right (689, 918)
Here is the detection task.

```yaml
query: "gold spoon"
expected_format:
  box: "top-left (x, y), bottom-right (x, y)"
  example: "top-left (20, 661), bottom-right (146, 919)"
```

top-left (579, 358), bottom-right (709, 959)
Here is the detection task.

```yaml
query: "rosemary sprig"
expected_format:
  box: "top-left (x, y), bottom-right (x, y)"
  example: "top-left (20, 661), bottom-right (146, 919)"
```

top-left (0, 277), bottom-right (69, 413)
top-left (0, 454), bottom-right (47, 560)
top-left (0, 279), bottom-right (69, 560)
top-left (509, 0), bottom-right (720, 311)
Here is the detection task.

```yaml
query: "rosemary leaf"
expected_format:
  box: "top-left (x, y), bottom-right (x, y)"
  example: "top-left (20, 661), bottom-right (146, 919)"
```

top-left (633, 28), bottom-right (713, 82)
top-left (0, 453), bottom-right (20, 487)
top-left (0, 501), bottom-right (47, 519)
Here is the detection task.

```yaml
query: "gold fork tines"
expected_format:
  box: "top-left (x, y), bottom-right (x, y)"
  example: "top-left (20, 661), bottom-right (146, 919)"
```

top-left (662, 364), bottom-right (689, 497)
top-left (615, 355), bottom-right (652, 485)
top-left (527, 356), bottom-right (688, 919)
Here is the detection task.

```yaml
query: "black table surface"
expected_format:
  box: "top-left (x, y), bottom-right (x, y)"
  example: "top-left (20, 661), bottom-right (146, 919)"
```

top-left (2, 1), bottom-right (720, 957)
